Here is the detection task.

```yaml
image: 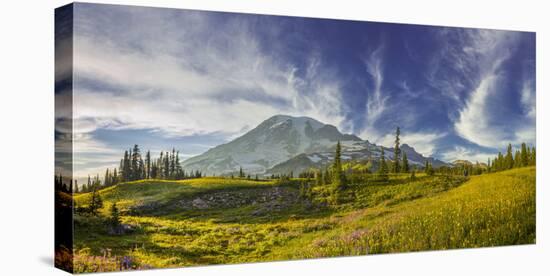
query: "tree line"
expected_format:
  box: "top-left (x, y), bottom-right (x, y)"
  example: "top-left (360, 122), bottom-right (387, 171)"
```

top-left (297, 127), bottom-right (536, 205)
top-left (77, 144), bottom-right (203, 193)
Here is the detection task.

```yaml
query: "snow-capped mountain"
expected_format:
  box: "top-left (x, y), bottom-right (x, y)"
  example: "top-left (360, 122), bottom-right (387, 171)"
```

top-left (181, 115), bottom-right (361, 175)
top-left (267, 142), bottom-right (447, 175)
top-left (182, 114), bottom-right (446, 176)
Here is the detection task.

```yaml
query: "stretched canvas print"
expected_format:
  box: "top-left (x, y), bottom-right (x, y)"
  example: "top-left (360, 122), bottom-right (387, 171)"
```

top-left (55, 2), bottom-right (536, 273)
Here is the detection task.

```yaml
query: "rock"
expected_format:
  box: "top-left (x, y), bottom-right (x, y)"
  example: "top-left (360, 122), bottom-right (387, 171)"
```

top-left (192, 198), bottom-right (209, 209)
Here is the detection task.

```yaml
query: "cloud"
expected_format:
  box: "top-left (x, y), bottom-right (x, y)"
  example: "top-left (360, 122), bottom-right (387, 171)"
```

top-left (359, 43), bottom-right (389, 141)
top-left (451, 30), bottom-right (535, 149)
top-left (71, 8), bottom-right (347, 139)
top-left (454, 73), bottom-right (504, 148)
top-left (378, 131), bottom-right (446, 157)
top-left (520, 80), bottom-right (536, 119)
top-left (67, 6), bottom-right (351, 178)
top-left (441, 146), bottom-right (495, 163)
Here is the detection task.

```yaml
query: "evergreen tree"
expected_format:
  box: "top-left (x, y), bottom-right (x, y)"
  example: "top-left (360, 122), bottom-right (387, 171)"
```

top-left (159, 151), bottom-right (164, 178)
top-left (520, 143), bottom-right (529, 167)
top-left (530, 147), bottom-right (536, 165)
top-left (514, 150), bottom-right (521, 168)
top-left (109, 202), bottom-right (121, 229)
top-left (504, 143), bottom-right (514, 170)
top-left (377, 147), bottom-right (389, 181)
top-left (104, 168), bottom-right (111, 187)
top-left (175, 151), bottom-right (182, 179)
top-left (122, 150), bottom-right (130, 181)
top-left (332, 141), bottom-right (346, 190)
top-left (425, 161), bottom-right (434, 176)
top-left (170, 148), bottom-right (176, 179)
top-left (130, 145), bottom-right (142, 180)
top-left (145, 150), bottom-right (151, 179)
top-left (112, 168), bottom-right (118, 185)
top-left (401, 152), bottom-right (409, 173)
top-left (151, 163), bottom-right (158, 179)
top-left (496, 152), bottom-right (504, 171)
top-left (88, 187), bottom-right (103, 216)
top-left (74, 180), bottom-right (79, 193)
top-left (163, 153), bottom-right (170, 179)
top-left (239, 167), bottom-right (244, 178)
top-left (392, 127), bottom-right (401, 173)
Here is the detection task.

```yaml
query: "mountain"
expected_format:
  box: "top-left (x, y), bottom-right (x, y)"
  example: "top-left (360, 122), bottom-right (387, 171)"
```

top-left (267, 143), bottom-right (447, 175)
top-left (452, 160), bottom-right (488, 168)
top-left (182, 114), bottom-right (447, 176)
top-left (181, 115), bottom-right (361, 176)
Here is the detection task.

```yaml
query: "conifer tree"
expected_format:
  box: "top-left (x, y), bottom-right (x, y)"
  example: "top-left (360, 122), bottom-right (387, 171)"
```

top-left (112, 168), bottom-right (118, 185)
top-left (520, 143), bottom-right (529, 167)
top-left (497, 152), bottom-right (504, 171)
top-left (332, 141), bottom-right (346, 190)
top-left (109, 202), bottom-right (121, 229)
top-left (392, 127), bottom-right (401, 173)
top-left (425, 160), bottom-right (434, 176)
top-left (158, 151), bottom-right (164, 179)
top-left (377, 147), bottom-right (389, 181)
top-left (170, 148), bottom-right (176, 179)
top-left (514, 150), bottom-right (521, 168)
top-left (530, 147), bottom-right (536, 165)
top-left (89, 187), bottom-right (103, 216)
top-left (163, 153), bottom-right (170, 179)
top-left (145, 150), bottom-right (151, 179)
top-left (504, 143), bottom-right (514, 170)
top-left (401, 152), bottom-right (409, 173)
top-left (175, 151), bottom-right (182, 179)
top-left (74, 180), bottom-right (79, 193)
top-left (122, 150), bottom-right (130, 181)
top-left (104, 168), bottom-right (111, 187)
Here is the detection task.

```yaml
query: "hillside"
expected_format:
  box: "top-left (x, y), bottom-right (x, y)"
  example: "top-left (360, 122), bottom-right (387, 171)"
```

top-left (280, 166), bottom-right (536, 258)
top-left (71, 167), bottom-right (535, 272)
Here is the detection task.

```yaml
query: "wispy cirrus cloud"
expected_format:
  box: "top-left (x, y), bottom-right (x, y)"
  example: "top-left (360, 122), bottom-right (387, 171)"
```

top-left (69, 5), bottom-right (350, 177)
top-left (359, 43), bottom-right (389, 141)
top-left (452, 30), bottom-right (535, 149)
top-left (72, 6), bottom-right (347, 139)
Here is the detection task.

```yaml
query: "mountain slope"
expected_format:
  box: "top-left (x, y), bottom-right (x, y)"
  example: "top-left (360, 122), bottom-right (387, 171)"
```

top-left (181, 115), bottom-right (361, 176)
top-left (268, 143), bottom-right (447, 175)
top-left (182, 114), bottom-right (447, 176)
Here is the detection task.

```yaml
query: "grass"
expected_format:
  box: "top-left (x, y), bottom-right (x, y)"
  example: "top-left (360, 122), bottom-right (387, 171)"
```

top-left (293, 167), bottom-right (536, 258)
top-left (72, 167), bottom-right (535, 272)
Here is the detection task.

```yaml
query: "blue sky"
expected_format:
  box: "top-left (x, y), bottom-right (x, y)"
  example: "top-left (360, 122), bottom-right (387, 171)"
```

top-left (62, 3), bottom-right (536, 178)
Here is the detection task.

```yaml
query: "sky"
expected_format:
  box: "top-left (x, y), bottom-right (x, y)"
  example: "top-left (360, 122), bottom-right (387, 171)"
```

top-left (56, 3), bottom-right (536, 179)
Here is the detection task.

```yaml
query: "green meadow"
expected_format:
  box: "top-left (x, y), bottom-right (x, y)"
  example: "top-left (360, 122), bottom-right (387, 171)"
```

top-left (70, 167), bottom-right (535, 273)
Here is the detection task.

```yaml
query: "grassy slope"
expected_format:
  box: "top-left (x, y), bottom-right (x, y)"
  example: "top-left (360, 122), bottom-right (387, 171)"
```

top-left (72, 167), bottom-right (535, 272)
top-left (74, 177), bottom-right (277, 215)
top-left (279, 166), bottom-right (536, 258)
